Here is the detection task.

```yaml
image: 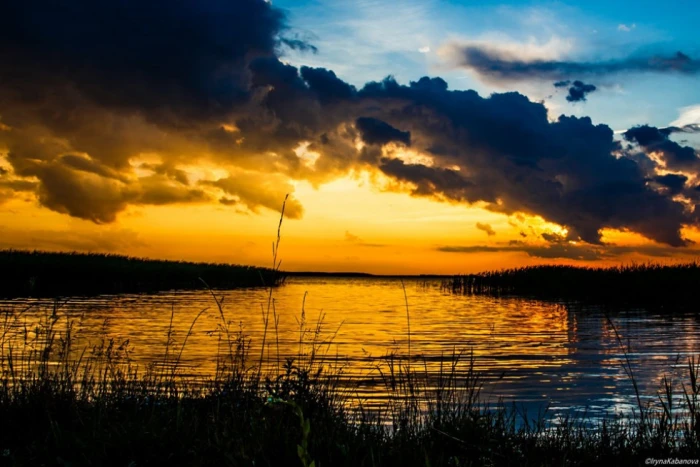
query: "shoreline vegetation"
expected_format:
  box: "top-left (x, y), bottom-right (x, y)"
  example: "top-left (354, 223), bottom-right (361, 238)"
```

top-left (0, 250), bottom-right (285, 298)
top-left (444, 263), bottom-right (700, 310)
top-left (1, 298), bottom-right (698, 466)
top-left (7, 248), bottom-right (700, 313)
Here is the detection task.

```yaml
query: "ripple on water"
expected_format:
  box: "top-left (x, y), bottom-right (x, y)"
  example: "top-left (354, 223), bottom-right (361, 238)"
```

top-left (1, 276), bottom-right (699, 423)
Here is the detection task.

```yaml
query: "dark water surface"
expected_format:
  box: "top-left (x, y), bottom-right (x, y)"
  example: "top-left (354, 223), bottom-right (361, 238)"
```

top-left (2, 277), bottom-right (699, 422)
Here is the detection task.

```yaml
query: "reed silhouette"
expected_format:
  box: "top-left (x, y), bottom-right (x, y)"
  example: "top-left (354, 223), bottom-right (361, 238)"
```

top-left (0, 249), bottom-right (285, 298)
top-left (445, 262), bottom-right (700, 310)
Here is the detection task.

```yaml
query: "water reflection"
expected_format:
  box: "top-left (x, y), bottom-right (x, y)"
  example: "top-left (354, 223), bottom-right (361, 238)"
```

top-left (1, 277), bottom-right (699, 422)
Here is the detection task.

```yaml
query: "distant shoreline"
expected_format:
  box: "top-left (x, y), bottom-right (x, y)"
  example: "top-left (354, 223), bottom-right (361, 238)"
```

top-left (0, 249), bottom-right (284, 298)
top-left (5, 250), bottom-right (700, 312)
top-left (284, 271), bottom-right (449, 278)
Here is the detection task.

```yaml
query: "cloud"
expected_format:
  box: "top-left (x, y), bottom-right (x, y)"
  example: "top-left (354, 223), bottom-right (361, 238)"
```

top-left (617, 23), bottom-right (636, 32)
top-left (60, 154), bottom-right (129, 182)
top-left (562, 80), bottom-right (597, 102)
top-left (437, 243), bottom-right (602, 260)
top-left (344, 231), bottom-right (361, 243)
top-left (624, 125), bottom-right (700, 172)
top-left (541, 232), bottom-right (567, 243)
top-left (219, 197), bottom-right (239, 206)
top-left (352, 76), bottom-right (693, 246)
top-left (355, 117), bottom-right (411, 146)
top-left (7, 155), bottom-right (214, 223)
top-left (0, 0), bottom-right (311, 222)
top-left (201, 171), bottom-right (303, 219)
top-left (0, 166), bottom-right (37, 204)
top-left (0, 0), bottom-right (295, 121)
top-left (671, 105), bottom-right (700, 127)
top-left (0, 225), bottom-right (145, 253)
top-left (668, 124), bottom-right (700, 135)
top-left (0, 178), bottom-right (37, 193)
top-left (652, 174), bottom-right (688, 195)
top-left (441, 39), bottom-right (699, 83)
top-left (137, 176), bottom-right (210, 206)
top-left (139, 163), bottom-right (190, 185)
top-left (344, 230), bottom-right (386, 248)
top-left (1, 0), bottom-right (699, 252)
top-left (475, 222), bottom-right (496, 236)
top-left (441, 36), bottom-right (574, 65)
top-left (437, 242), bottom-right (694, 261)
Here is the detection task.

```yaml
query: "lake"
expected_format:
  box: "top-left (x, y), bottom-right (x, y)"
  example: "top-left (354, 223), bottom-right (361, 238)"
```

top-left (2, 276), bottom-right (699, 423)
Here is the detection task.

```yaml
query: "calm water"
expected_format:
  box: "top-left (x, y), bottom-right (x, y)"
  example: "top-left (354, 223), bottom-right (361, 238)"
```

top-left (2, 277), bottom-right (699, 422)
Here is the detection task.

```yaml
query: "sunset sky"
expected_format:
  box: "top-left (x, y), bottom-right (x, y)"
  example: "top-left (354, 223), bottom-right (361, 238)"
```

top-left (1, 0), bottom-right (700, 274)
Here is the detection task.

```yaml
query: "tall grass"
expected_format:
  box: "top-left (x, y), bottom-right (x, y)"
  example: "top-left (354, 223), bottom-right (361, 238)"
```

top-left (2, 300), bottom-right (699, 465)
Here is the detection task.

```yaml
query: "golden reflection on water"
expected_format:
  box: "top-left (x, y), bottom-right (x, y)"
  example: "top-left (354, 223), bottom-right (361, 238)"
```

top-left (2, 277), bottom-right (700, 419)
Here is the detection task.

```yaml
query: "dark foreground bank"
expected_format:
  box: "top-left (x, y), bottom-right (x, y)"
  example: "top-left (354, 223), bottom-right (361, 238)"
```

top-left (0, 250), bottom-right (284, 298)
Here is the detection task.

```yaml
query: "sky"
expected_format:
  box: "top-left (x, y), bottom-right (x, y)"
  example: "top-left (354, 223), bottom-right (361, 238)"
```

top-left (1, 0), bottom-right (699, 274)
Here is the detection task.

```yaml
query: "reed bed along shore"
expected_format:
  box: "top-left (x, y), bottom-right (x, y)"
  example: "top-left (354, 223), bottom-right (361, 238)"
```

top-left (1, 297), bottom-right (699, 466)
top-left (444, 263), bottom-right (700, 310)
top-left (0, 250), bottom-right (285, 298)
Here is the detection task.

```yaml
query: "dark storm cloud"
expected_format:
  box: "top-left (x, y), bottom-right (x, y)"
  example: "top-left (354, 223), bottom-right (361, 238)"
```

top-left (0, 0), bottom-right (311, 221)
top-left (355, 117), bottom-right (411, 146)
top-left (378, 158), bottom-right (472, 199)
top-left (348, 76), bottom-right (693, 246)
top-left (1, 0), bottom-right (699, 251)
top-left (300, 67), bottom-right (358, 103)
top-left (0, 0), bottom-right (289, 121)
top-left (562, 80), bottom-right (597, 102)
top-left (30, 163), bottom-right (135, 223)
top-left (235, 64), bottom-right (697, 246)
top-left (541, 232), bottom-right (566, 243)
top-left (0, 179), bottom-right (38, 193)
top-left (278, 37), bottom-right (319, 54)
top-left (624, 125), bottom-right (700, 171)
top-left (60, 155), bottom-right (129, 182)
top-left (447, 45), bottom-right (699, 82)
top-left (29, 162), bottom-right (211, 223)
top-left (652, 174), bottom-right (688, 194)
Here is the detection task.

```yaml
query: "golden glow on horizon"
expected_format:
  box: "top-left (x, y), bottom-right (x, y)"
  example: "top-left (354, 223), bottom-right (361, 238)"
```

top-left (2, 155), bottom-right (700, 273)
